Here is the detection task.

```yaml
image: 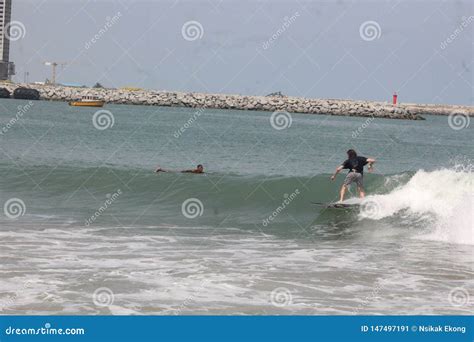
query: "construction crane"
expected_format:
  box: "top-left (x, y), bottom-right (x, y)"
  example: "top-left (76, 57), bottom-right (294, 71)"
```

top-left (43, 61), bottom-right (68, 84)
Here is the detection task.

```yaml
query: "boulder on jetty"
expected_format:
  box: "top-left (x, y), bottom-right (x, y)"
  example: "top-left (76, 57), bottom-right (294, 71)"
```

top-left (2, 83), bottom-right (472, 120)
top-left (0, 87), bottom-right (10, 98)
top-left (13, 87), bottom-right (40, 100)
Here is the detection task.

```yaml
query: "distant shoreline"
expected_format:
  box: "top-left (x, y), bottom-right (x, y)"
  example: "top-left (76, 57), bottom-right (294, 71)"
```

top-left (3, 83), bottom-right (473, 120)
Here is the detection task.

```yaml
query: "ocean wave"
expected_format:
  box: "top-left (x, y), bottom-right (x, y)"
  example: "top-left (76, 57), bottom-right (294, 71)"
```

top-left (0, 162), bottom-right (471, 245)
top-left (358, 168), bottom-right (473, 245)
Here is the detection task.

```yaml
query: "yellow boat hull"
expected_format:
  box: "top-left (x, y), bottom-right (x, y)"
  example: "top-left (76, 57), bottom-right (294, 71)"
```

top-left (69, 101), bottom-right (105, 107)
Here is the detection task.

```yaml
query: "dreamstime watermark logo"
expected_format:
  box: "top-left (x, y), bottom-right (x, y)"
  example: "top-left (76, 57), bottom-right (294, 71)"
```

top-left (0, 101), bottom-right (34, 135)
top-left (359, 21), bottom-right (381, 41)
top-left (262, 12), bottom-right (300, 50)
top-left (270, 110), bottom-right (292, 130)
top-left (181, 198), bottom-right (204, 219)
top-left (360, 199), bottom-right (381, 219)
top-left (93, 287), bottom-right (115, 307)
top-left (270, 287), bottom-right (293, 307)
top-left (174, 108), bottom-right (205, 138)
top-left (181, 21), bottom-right (204, 41)
top-left (85, 190), bottom-right (122, 226)
top-left (448, 113), bottom-right (470, 131)
top-left (4, 198), bottom-right (26, 219)
top-left (263, 189), bottom-right (300, 226)
top-left (84, 12), bottom-right (122, 49)
top-left (4, 323), bottom-right (85, 336)
top-left (92, 109), bottom-right (115, 130)
top-left (5, 20), bottom-right (26, 41)
top-left (440, 16), bottom-right (474, 50)
top-left (352, 115), bottom-right (375, 139)
top-left (448, 287), bottom-right (469, 307)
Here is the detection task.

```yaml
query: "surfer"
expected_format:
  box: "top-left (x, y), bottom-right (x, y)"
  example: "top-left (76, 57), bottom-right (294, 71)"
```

top-left (330, 149), bottom-right (375, 202)
top-left (155, 164), bottom-right (204, 174)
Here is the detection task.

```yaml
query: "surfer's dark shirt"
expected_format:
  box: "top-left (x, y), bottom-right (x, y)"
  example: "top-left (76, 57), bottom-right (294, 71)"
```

top-left (342, 156), bottom-right (368, 174)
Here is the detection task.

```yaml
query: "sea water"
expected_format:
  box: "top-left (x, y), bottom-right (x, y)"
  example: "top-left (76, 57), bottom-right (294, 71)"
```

top-left (0, 99), bottom-right (472, 314)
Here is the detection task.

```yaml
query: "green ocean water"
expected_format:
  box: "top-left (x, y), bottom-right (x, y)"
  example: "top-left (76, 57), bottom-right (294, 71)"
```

top-left (0, 99), bottom-right (472, 315)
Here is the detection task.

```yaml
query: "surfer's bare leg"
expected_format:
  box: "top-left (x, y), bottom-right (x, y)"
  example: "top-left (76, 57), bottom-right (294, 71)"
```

top-left (339, 185), bottom-right (347, 202)
top-left (357, 175), bottom-right (365, 198)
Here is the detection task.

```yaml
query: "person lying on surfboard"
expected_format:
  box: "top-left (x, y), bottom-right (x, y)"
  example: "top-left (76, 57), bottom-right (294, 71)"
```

top-left (155, 164), bottom-right (204, 174)
top-left (330, 149), bottom-right (375, 202)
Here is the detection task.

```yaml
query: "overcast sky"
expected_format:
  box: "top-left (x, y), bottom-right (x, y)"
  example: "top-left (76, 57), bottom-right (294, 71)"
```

top-left (9, 0), bottom-right (474, 105)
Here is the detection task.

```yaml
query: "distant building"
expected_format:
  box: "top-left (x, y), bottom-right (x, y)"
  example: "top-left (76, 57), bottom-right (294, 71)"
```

top-left (0, 0), bottom-right (15, 80)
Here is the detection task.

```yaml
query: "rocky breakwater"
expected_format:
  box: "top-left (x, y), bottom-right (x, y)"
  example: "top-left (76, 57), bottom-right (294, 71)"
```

top-left (4, 83), bottom-right (427, 120)
top-left (404, 103), bottom-right (474, 117)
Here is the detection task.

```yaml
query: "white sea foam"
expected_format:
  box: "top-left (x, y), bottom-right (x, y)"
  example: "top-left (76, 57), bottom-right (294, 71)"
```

top-left (359, 168), bottom-right (473, 245)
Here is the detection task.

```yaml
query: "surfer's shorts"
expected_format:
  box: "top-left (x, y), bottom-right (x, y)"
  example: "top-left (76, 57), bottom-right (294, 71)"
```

top-left (343, 172), bottom-right (364, 188)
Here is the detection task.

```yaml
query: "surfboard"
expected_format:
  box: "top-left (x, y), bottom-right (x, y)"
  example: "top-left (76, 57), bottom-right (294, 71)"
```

top-left (311, 201), bottom-right (361, 209)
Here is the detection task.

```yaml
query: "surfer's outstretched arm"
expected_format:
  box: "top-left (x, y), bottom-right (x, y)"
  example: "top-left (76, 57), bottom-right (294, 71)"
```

top-left (331, 166), bottom-right (344, 180)
top-left (366, 158), bottom-right (376, 172)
